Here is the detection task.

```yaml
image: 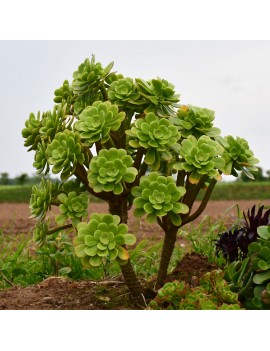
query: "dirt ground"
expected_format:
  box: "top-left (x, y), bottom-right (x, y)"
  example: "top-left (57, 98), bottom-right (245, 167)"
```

top-left (0, 199), bottom-right (269, 310)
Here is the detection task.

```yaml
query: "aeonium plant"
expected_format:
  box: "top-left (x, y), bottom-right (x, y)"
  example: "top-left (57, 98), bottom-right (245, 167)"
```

top-left (22, 54), bottom-right (259, 305)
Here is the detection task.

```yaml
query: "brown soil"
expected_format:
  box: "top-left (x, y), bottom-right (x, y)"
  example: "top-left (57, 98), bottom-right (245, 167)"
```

top-left (0, 199), bottom-right (268, 310)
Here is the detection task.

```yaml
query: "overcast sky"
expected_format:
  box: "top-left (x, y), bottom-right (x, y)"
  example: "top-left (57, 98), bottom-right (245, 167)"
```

top-left (1, 40), bottom-right (270, 178)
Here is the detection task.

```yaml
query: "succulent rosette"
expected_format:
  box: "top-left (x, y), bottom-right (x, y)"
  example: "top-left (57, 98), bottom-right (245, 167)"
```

top-left (56, 191), bottom-right (89, 227)
top-left (170, 105), bottom-right (221, 138)
top-left (136, 77), bottom-right (180, 115)
top-left (173, 135), bottom-right (225, 184)
top-left (33, 141), bottom-right (50, 174)
top-left (126, 112), bottom-right (181, 170)
top-left (30, 178), bottom-right (59, 220)
top-left (75, 101), bottom-right (125, 145)
top-left (217, 136), bottom-right (259, 178)
top-left (39, 106), bottom-right (65, 143)
top-left (108, 77), bottom-right (141, 108)
top-left (88, 148), bottom-right (138, 195)
top-left (132, 172), bottom-right (189, 226)
top-left (74, 213), bottom-right (136, 267)
top-left (72, 55), bottom-right (113, 95)
top-left (33, 220), bottom-right (50, 247)
top-left (22, 111), bottom-right (42, 151)
top-left (46, 130), bottom-right (85, 180)
top-left (54, 79), bottom-right (74, 105)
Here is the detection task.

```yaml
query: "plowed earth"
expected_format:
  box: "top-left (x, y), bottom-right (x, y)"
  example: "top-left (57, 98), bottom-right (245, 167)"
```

top-left (0, 200), bottom-right (268, 309)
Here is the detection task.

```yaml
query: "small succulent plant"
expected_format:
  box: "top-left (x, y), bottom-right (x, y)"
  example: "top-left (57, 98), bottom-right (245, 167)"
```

top-left (126, 112), bottom-right (180, 170)
top-left (22, 111), bottom-right (42, 151)
top-left (33, 141), bottom-right (50, 174)
top-left (108, 77), bottom-right (141, 108)
top-left (54, 79), bottom-right (74, 105)
top-left (75, 101), bottom-right (125, 145)
top-left (30, 178), bottom-right (59, 220)
top-left (56, 191), bottom-right (89, 227)
top-left (88, 148), bottom-right (138, 195)
top-left (148, 270), bottom-right (242, 310)
top-left (46, 130), bottom-right (85, 180)
top-left (72, 55), bottom-right (113, 95)
top-left (217, 135), bottom-right (259, 178)
top-left (224, 225), bottom-right (270, 309)
top-left (39, 106), bottom-right (65, 142)
top-left (33, 220), bottom-right (50, 247)
top-left (170, 105), bottom-right (221, 138)
top-left (136, 77), bottom-right (180, 116)
top-left (216, 205), bottom-right (270, 262)
top-left (132, 172), bottom-right (188, 226)
top-left (73, 213), bottom-right (136, 267)
top-left (173, 135), bottom-right (225, 184)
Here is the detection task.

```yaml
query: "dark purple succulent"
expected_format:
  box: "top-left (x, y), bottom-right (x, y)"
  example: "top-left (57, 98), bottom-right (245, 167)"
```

top-left (215, 205), bottom-right (270, 262)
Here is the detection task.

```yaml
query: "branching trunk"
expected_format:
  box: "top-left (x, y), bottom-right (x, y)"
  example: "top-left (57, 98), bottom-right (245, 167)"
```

top-left (156, 224), bottom-right (178, 288)
top-left (109, 196), bottom-right (145, 307)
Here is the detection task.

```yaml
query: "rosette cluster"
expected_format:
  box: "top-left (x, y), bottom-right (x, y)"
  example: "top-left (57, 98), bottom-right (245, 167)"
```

top-left (72, 56), bottom-right (113, 95)
top-left (74, 213), bottom-right (136, 267)
top-left (46, 130), bottom-right (85, 180)
top-left (22, 112), bottom-right (42, 151)
top-left (132, 172), bottom-right (188, 226)
top-left (174, 135), bottom-right (225, 184)
top-left (126, 112), bottom-right (180, 170)
top-left (217, 136), bottom-right (259, 178)
top-left (108, 77), bottom-right (141, 108)
top-left (88, 148), bottom-right (138, 195)
top-left (75, 101), bottom-right (125, 145)
top-left (56, 191), bottom-right (89, 227)
top-left (30, 178), bottom-right (59, 220)
top-left (171, 105), bottom-right (221, 138)
top-left (136, 77), bottom-right (180, 115)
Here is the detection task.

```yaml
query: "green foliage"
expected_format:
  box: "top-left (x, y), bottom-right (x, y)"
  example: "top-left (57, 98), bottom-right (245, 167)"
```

top-left (224, 225), bottom-right (270, 309)
top-left (22, 112), bottom-right (42, 151)
top-left (173, 135), bottom-right (225, 184)
top-left (136, 77), bottom-right (180, 116)
top-left (171, 105), bottom-right (221, 138)
top-left (148, 270), bottom-right (242, 310)
top-left (30, 178), bottom-right (57, 220)
top-left (75, 101), bottom-right (125, 146)
top-left (56, 191), bottom-right (89, 227)
top-left (46, 130), bottom-right (85, 180)
top-left (217, 135), bottom-right (259, 179)
top-left (108, 77), bottom-right (141, 108)
top-left (54, 80), bottom-right (74, 107)
top-left (127, 112), bottom-right (180, 170)
top-left (132, 172), bottom-right (188, 225)
top-left (88, 148), bottom-right (138, 194)
top-left (74, 213), bottom-right (136, 267)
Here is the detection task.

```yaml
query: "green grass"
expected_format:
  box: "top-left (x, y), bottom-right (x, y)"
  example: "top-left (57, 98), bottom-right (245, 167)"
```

top-left (197, 181), bottom-right (270, 201)
top-left (1, 182), bottom-right (269, 204)
top-left (0, 185), bottom-right (33, 203)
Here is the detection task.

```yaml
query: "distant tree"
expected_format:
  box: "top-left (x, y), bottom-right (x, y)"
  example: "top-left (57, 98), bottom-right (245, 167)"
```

top-left (266, 170), bottom-right (270, 181)
top-left (0, 172), bottom-right (10, 185)
top-left (15, 173), bottom-right (29, 185)
top-left (239, 166), bottom-right (266, 182)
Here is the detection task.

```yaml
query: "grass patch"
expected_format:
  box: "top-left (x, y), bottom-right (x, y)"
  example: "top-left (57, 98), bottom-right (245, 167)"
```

top-left (197, 181), bottom-right (270, 201)
top-left (0, 185), bottom-right (33, 203)
top-left (1, 182), bottom-right (269, 204)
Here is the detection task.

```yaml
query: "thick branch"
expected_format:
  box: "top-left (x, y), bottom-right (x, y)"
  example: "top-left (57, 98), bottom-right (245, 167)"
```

top-left (74, 163), bottom-right (110, 201)
top-left (99, 83), bottom-right (108, 101)
top-left (176, 170), bottom-right (186, 187)
top-left (48, 223), bottom-right (73, 235)
top-left (133, 147), bottom-right (145, 171)
top-left (181, 178), bottom-right (217, 226)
